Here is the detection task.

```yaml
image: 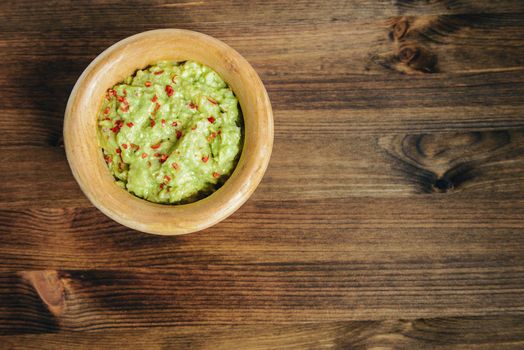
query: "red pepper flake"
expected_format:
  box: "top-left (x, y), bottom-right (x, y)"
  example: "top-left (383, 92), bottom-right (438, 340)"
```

top-left (141, 153), bottom-right (148, 159)
top-left (111, 120), bottom-right (124, 133)
top-left (120, 104), bottom-right (129, 112)
top-left (171, 75), bottom-right (177, 83)
top-left (151, 143), bottom-right (161, 149)
top-left (103, 106), bottom-right (110, 115)
top-left (176, 130), bottom-right (183, 139)
top-left (127, 122), bottom-right (134, 128)
top-left (154, 69), bottom-right (164, 75)
top-left (122, 143), bottom-right (128, 149)
top-left (117, 96), bottom-right (125, 103)
top-left (130, 143), bottom-right (140, 151)
top-left (172, 121), bottom-right (178, 127)
top-left (123, 89), bottom-right (127, 97)
top-left (104, 155), bottom-right (112, 163)
top-left (191, 125), bottom-right (197, 131)
top-left (104, 117), bottom-right (111, 121)
top-left (165, 85), bottom-right (174, 97)
top-left (188, 102), bottom-right (198, 110)
top-left (202, 155), bottom-right (209, 163)
top-left (151, 95), bottom-right (158, 103)
top-left (154, 153), bottom-right (161, 157)
top-left (145, 81), bottom-right (152, 87)
top-left (172, 162), bottom-right (179, 170)
top-left (218, 130), bottom-right (222, 135)
top-left (212, 172), bottom-right (220, 178)
top-left (150, 118), bottom-right (156, 127)
top-left (207, 97), bottom-right (218, 105)
top-left (207, 116), bottom-right (216, 123)
top-left (115, 148), bottom-right (121, 154)
top-left (160, 154), bottom-right (168, 163)
top-left (164, 175), bottom-right (171, 182)
top-left (159, 183), bottom-right (165, 189)
top-left (161, 119), bottom-right (166, 127)
top-left (153, 102), bottom-right (161, 115)
top-left (207, 132), bottom-right (217, 142)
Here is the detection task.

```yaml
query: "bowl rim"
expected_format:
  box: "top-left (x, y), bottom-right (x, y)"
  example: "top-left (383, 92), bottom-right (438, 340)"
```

top-left (64, 29), bottom-right (273, 235)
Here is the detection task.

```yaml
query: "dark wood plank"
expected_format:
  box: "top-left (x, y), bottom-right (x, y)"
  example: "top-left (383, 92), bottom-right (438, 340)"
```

top-left (2, 0), bottom-right (524, 37)
top-left (2, 72), bottom-right (524, 148)
top-left (1, 317), bottom-right (524, 348)
top-left (3, 14), bottom-right (524, 72)
top-left (0, 268), bottom-right (523, 332)
top-left (2, 127), bottom-right (523, 208)
top-left (0, 199), bottom-right (523, 269)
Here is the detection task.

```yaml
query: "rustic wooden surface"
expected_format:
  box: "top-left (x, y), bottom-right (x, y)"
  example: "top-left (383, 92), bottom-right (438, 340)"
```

top-left (1, 0), bottom-right (524, 348)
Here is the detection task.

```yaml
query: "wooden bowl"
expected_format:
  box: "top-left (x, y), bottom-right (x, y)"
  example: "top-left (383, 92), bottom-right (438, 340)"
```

top-left (64, 29), bottom-right (273, 235)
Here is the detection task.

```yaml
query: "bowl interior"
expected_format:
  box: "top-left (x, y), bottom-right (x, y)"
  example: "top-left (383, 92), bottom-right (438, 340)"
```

top-left (64, 29), bottom-right (273, 235)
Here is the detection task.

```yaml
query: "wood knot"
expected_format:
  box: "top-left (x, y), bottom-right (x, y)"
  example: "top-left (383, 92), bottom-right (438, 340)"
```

top-left (377, 14), bottom-right (445, 74)
top-left (392, 19), bottom-right (409, 40)
top-left (21, 270), bottom-right (67, 316)
top-left (433, 178), bottom-right (453, 193)
top-left (399, 46), bottom-right (419, 63)
top-left (378, 130), bottom-right (514, 194)
top-left (398, 44), bottom-right (438, 73)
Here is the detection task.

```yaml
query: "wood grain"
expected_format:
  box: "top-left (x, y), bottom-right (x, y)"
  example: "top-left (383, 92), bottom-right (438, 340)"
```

top-left (2, 128), bottom-right (523, 208)
top-left (1, 318), bottom-right (524, 349)
top-left (1, 0), bottom-right (524, 347)
top-left (1, 202), bottom-right (523, 268)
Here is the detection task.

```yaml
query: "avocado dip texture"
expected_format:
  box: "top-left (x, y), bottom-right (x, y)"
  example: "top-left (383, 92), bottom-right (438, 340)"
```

top-left (97, 61), bottom-right (242, 204)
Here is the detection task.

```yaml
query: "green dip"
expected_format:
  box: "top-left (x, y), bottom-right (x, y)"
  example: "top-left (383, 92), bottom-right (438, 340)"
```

top-left (97, 61), bottom-right (242, 204)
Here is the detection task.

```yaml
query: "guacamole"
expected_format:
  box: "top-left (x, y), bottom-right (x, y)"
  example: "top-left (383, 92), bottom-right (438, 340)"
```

top-left (97, 61), bottom-right (242, 204)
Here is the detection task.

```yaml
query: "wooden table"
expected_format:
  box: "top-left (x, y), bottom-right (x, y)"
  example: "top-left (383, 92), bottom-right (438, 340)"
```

top-left (1, 1), bottom-right (523, 348)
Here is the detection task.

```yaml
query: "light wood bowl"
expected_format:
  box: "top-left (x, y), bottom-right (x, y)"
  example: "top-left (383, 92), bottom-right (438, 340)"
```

top-left (64, 29), bottom-right (273, 235)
